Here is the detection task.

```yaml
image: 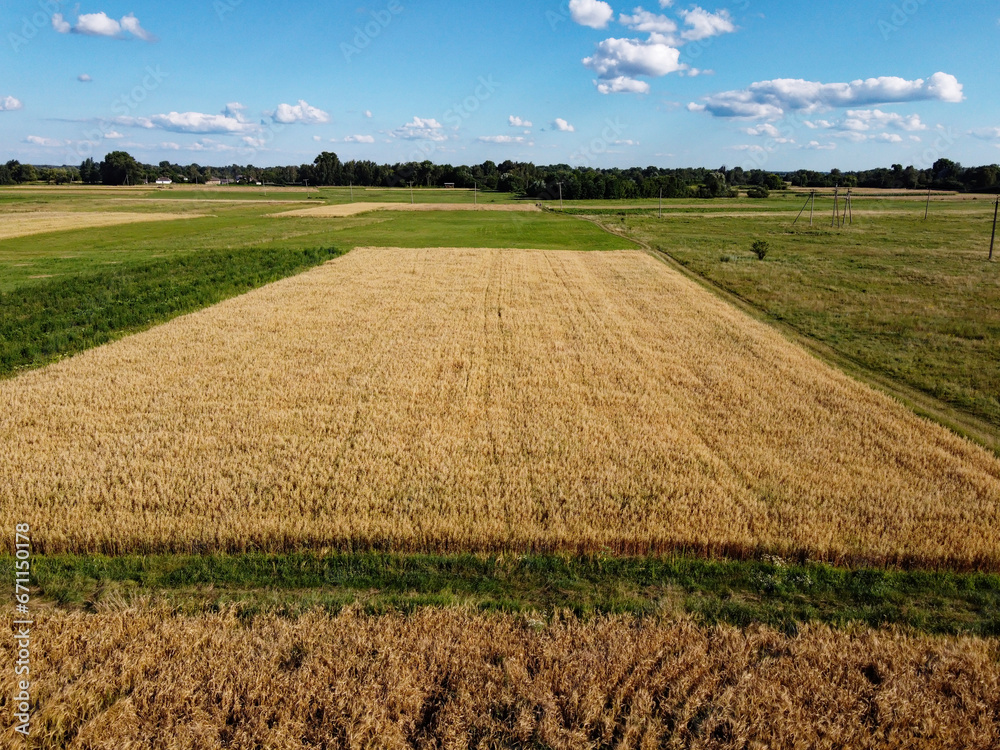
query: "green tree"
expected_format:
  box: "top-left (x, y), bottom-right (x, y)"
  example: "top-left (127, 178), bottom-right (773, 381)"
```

top-left (100, 151), bottom-right (143, 186)
top-left (312, 152), bottom-right (342, 185)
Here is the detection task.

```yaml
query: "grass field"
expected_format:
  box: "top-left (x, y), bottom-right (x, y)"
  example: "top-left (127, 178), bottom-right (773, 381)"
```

top-left (574, 193), bottom-right (1000, 450)
top-left (4, 246), bottom-right (999, 567)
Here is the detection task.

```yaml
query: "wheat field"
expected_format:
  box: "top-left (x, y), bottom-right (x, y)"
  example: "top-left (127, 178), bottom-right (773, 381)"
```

top-left (3, 247), bottom-right (1000, 566)
top-left (2, 607), bottom-right (997, 749)
top-left (0, 211), bottom-right (200, 240)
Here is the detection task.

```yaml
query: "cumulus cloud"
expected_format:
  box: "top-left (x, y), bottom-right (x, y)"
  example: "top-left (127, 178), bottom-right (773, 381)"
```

top-left (51, 13), bottom-right (71, 33)
top-left (596, 76), bottom-right (651, 94)
top-left (479, 135), bottom-right (529, 144)
top-left (393, 116), bottom-right (447, 141)
top-left (553, 118), bottom-right (576, 132)
top-left (77, 74), bottom-right (92, 82)
top-left (690, 72), bottom-right (965, 119)
top-left (678, 7), bottom-right (736, 41)
top-left (805, 141), bottom-right (837, 151)
top-left (54, 11), bottom-right (157, 41)
top-left (364, 110), bottom-right (373, 118)
top-left (271, 100), bottom-right (330, 124)
top-left (842, 109), bottom-right (926, 132)
top-left (584, 35), bottom-right (685, 93)
top-left (104, 131), bottom-right (124, 139)
top-left (509, 115), bottom-right (533, 128)
top-left (1, 96), bottom-right (23, 111)
top-left (223, 102), bottom-right (250, 123)
top-left (569, 0), bottom-right (614, 29)
top-left (111, 105), bottom-right (256, 135)
top-left (619, 7), bottom-right (678, 34)
top-left (343, 134), bottom-right (376, 143)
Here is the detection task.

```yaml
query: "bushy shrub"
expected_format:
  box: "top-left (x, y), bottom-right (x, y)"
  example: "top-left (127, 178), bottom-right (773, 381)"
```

top-left (751, 239), bottom-right (770, 260)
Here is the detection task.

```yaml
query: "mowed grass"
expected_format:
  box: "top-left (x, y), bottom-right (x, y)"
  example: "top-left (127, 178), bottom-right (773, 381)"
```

top-left (0, 188), bottom-right (628, 377)
top-left (4, 247), bottom-right (999, 567)
top-left (586, 195), bottom-right (1000, 442)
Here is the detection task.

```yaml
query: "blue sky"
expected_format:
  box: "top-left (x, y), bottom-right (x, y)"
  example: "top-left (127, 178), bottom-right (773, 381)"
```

top-left (1, 0), bottom-right (998, 170)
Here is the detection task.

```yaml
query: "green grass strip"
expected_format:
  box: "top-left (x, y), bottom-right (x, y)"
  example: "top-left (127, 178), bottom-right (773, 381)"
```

top-left (0, 245), bottom-right (343, 377)
top-left (12, 553), bottom-right (1000, 636)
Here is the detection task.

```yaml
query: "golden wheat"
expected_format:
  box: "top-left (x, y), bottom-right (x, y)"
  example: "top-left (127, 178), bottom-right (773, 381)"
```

top-left (1, 607), bottom-right (997, 749)
top-left (0, 211), bottom-right (201, 241)
top-left (2, 247), bottom-right (1000, 565)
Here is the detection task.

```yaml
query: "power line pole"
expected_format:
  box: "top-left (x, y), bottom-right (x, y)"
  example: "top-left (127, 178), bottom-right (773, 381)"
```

top-left (557, 181), bottom-right (563, 210)
top-left (408, 181), bottom-right (414, 204)
top-left (990, 196), bottom-right (998, 261)
top-left (350, 182), bottom-right (353, 202)
top-left (659, 187), bottom-right (662, 219)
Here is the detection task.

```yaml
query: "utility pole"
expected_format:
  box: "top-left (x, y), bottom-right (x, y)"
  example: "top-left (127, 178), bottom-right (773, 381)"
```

top-left (409, 181), bottom-right (414, 204)
top-left (990, 196), bottom-right (998, 261)
top-left (350, 182), bottom-right (353, 202)
top-left (659, 187), bottom-right (662, 219)
top-left (557, 181), bottom-right (564, 210)
top-left (832, 186), bottom-right (840, 228)
top-left (810, 190), bottom-right (815, 226)
top-left (474, 180), bottom-right (478, 207)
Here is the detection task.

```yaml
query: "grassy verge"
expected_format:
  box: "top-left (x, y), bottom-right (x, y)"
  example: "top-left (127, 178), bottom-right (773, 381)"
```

top-left (14, 552), bottom-right (1000, 636)
top-left (0, 245), bottom-right (343, 377)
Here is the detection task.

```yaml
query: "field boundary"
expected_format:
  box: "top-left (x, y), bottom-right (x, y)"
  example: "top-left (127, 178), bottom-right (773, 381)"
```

top-left (571, 210), bottom-right (1000, 457)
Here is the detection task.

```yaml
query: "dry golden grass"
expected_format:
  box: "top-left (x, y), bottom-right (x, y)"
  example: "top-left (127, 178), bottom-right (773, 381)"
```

top-left (2, 607), bottom-right (997, 749)
top-left (3, 247), bottom-right (1000, 566)
top-left (273, 202), bottom-right (540, 217)
top-left (0, 211), bottom-right (201, 240)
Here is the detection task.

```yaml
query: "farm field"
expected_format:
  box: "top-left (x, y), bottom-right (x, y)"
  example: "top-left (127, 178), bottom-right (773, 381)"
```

top-left (577, 193), bottom-right (1000, 451)
top-left (4, 245), bottom-right (1000, 566)
top-left (2, 607), bottom-right (998, 749)
top-left (4, 186), bottom-right (1000, 747)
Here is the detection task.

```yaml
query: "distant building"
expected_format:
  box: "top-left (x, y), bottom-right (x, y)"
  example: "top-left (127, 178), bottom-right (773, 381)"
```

top-left (206, 177), bottom-right (223, 186)
top-left (444, 183), bottom-right (455, 188)
top-left (155, 178), bottom-right (172, 185)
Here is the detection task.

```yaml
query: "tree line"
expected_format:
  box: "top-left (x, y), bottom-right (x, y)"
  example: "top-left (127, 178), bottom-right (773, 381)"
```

top-left (0, 151), bottom-right (997, 198)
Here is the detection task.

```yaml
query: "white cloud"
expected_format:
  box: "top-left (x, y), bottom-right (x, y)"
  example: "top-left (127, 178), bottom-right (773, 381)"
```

top-left (805, 141), bottom-right (837, 151)
top-left (678, 7), bottom-right (736, 41)
top-left (509, 115), bottom-right (533, 128)
top-left (583, 36), bottom-right (685, 88)
top-left (364, 110), bottom-right (373, 118)
top-left (970, 127), bottom-right (1000, 140)
top-left (77, 74), bottom-right (92, 83)
top-left (55, 11), bottom-right (157, 41)
top-left (393, 116), bottom-right (447, 141)
top-left (272, 100), bottom-right (330, 124)
top-left (313, 135), bottom-right (322, 142)
top-left (595, 76), bottom-right (650, 94)
top-left (553, 118), bottom-right (576, 132)
top-left (743, 123), bottom-right (781, 137)
top-left (690, 72), bottom-right (965, 119)
top-left (223, 102), bottom-right (250, 123)
top-left (104, 131), bottom-right (124, 139)
top-left (842, 109), bottom-right (927, 132)
top-left (26, 135), bottom-right (64, 147)
top-left (614, 139), bottom-right (639, 146)
top-left (0, 96), bottom-right (23, 111)
top-left (151, 111), bottom-right (252, 134)
top-left (569, 0), bottom-right (614, 28)
top-left (479, 135), bottom-right (529, 144)
top-left (343, 134), bottom-right (376, 143)
top-left (120, 13), bottom-right (157, 42)
top-left (873, 132), bottom-right (903, 143)
top-left (620, 7), bottom-right (678, 34)
top-left (52, 13), bottom-right (71, 33)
